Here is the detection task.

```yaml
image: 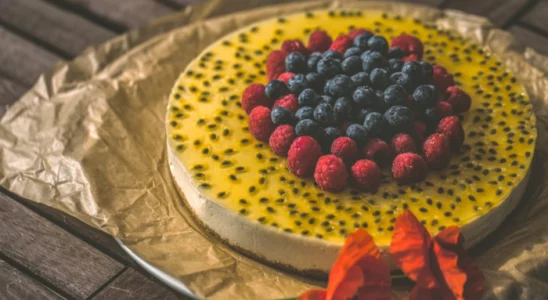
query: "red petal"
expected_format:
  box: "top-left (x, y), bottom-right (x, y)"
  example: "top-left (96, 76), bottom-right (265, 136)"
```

top-left (460, 254), bottom-right (486, 300)
top-left (356, 256), bottom-right (392, 300)
top-left (327, 229), bottom-right (380, 300)
top-left (298, 289), bottom-right (327, 300)
top-left (433, 239), bottom-right (467, 299)
top-left (390, 210), bottom-right (438, 289)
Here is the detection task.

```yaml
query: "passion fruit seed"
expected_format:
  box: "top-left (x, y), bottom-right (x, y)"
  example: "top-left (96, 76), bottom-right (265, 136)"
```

top-left (168, 10), bottom-right (535, 243)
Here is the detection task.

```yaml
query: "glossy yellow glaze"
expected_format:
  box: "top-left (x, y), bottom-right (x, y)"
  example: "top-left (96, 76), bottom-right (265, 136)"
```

top-left (167, 10), bottom-right (536, 245)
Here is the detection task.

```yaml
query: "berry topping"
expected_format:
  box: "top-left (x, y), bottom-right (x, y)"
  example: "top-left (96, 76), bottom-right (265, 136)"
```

top-left (342, 56), bottom-right (363, 75)
top-left (331, 136), bottom-right (360, 165)
top-left (353, 86), bottom-right (378, 108)
top-left (383, 84), bottom-right (407, 107)
top-left (351, 159), bottom-right (381, 193)
top-left (266, 50), bottom-right (287, 81)
top-left (314, 103), bottom-right (336, 126)
top-left (298, 88), bottom-right (318, 107)
top-left (287, 74), bottom-right (309, 95)
top-left (322, 126), bottom-right (342, 152)
top-left (249, 106), bottom-right (274, 142)
top-left (346, 124), bottom-right (368, 146)
top-left (329, 34), bottom-right (353, 54)
top-left (288, 136), bottom-right (323, 177)
top-left (424, 107), bottom-right (441, 128)
top-left (351, 72), bottom-right (370, 87)
top-left (402, 61), bottom-right (424, 87)
top-left (412, 85), bottom-right (437, 108)
top-left (444, 86), bottom-right (471, 113)
top-left (392, 153), bottom-right (427, 184)
top-left (317, 57), bottom-right (342, 79)
top-left (388, 47), bottom-right (405, 59)
top-left (242, 83), bottom-right (271, 114)
top-left (423, 133), bottom-right (452, 169)
top-left (271, 106), bottom-right (293, 126)
top-left (384, 105), bottom-right (412, 133)
top-left (306, 72), bottom-right (324, 91)
top-left (363, 138), bottom-right (393, 166)
top-left (325, 74), bottom-right (354, 98)
top-left (391, 34), bottom-right (424, 60)
top-left (322, 50), bottom-right (343, 60)
top-left (362, 51), bottom-right (387, 73)
top-left (265, 79), bottom-right (289, 100)
top-left (277, 72), bottom-right (295, 83)
top-left (307, 29), bottom-right (332, 53)
top-left (307, 52), bottom-right (323, 72)
top-left (285, 52), bottom-right (307, 74)
top-left (370, 68), bottom-right (390, 90)
top-left (411, 121), bottom-right (427, 143)
top-left (314, 155), bottom-right (349, 192)
top-left (273, 94), bottom-right (299, 113)
top-left (269, 125), bottom-right (296, 156)
top-left (334, 97), bottom-right (353, 121)
top-left (432, 65), bottom-right (455, 91)
top-left (281, 39), bottom-right (309, 56)
top-left (363, 112), bottom-right (385, 138)
top-left (343, 47), bottom-right (363, 59)
top-left (367, 35), bottom-right (389, 56)
top-left (295, 106), bottom-right (314, 121)
top-left (354, 33), bottom-right (373, 50)
top-left (437, 116), bottom-right (465, 151)
top-left (295, 119), bottom-right (323, 140)
top-left (435, 101), bottom-right (454, 118)
top-left (348, 28), bottom-right (373, 40)
top-left (391, 133), bottom-right (417, 154)
top-left (389, 72), bottom-right (413, 92)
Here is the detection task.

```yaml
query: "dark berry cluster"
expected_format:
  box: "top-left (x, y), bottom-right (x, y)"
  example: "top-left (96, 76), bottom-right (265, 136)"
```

top-left (242, 29), bottom-right (471, 193)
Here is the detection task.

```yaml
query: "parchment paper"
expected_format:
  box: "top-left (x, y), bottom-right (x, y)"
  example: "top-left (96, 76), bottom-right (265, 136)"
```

top-left (2, 0), bottom-right (548, 299)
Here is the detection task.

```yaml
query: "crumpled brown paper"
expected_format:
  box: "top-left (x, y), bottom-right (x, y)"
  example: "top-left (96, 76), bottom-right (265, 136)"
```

top-left (2, 0), bottom-right (548, 299)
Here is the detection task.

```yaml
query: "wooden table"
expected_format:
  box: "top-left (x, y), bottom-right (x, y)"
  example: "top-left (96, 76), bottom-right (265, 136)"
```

top-left (1, 0), bottom-right (547, 298)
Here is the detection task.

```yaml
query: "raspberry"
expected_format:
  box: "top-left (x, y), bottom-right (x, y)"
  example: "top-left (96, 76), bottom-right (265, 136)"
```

top-left (436, 101), bottom-right (454, 117)
top-left (423, 133), bottom-right (452, 169)
top-left (392, 153), bottom-right (428, 184)
top-left (391, 133), bottom-right (417, 155)
top-left (411, 121), bottom-right (427, 143)
top-left (269, 125), bottom-right (296, 156)
top-left (329, 34), bottom-right (353, 54)
top-left (314, 155), bottom-right (349, 192)
top-left (241, 83), bottom-right (271, 114)
top-left (273, 94), bottom-right (299, 113)
top-left (331, 137), bottom-right (359, 165)
top-left (437, 116), bottom-right (465, 151)
top-left (363, 138), bottom-right (393, 166)
top-left (248, 106), bottom-right (274, 143)
top-left (281, 40), bottom-right (309, 56)
top-left (266, 50), bottom-right (287, 81)
top-left (402, 54), bottom-right (420, 62)
top-left (391, 34), bottom-right (424, 60)
top-left (288, 136), bottom-right (322, 177)
top-left (444, 86), bottom-right (471, 113)
top-left (348, 28), bottom-right (373, 40)
top-left (307, 30), bottom-right (332, 53)
top-left (278, 72), bottom-right (295, 83)
top-left (351, 159), bottom-right (381, 193)
top-left (432, 65), bottom-right (454, 92)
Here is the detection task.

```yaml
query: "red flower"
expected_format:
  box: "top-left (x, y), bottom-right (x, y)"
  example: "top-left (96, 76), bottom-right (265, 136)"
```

top-left (390, 210), bottom-right (486, 300)
top-left (298, 229), bottom-right (391, 300)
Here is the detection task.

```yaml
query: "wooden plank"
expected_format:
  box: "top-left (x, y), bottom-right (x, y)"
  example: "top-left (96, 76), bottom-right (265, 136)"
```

top-left (0, 260), bottom-right (62, 300)
top-left (0, 193), bottom-right (124, 299)
top-left (91, 269), bottom-right (181, 300)
top-left (522, 0), bottom-right (548, 32)
top-left (0, 0), bottom-right (115, 57)
top-left (0, 76), bottom-right (26, 118)
top-left (48, 0), bottom-right (176, 29)
top-left (0, 27), bottom-right (59, 87)
top-left (446, 0), bottom-right (529, 27)
top-left (509, 25), bottom-right (548, 55)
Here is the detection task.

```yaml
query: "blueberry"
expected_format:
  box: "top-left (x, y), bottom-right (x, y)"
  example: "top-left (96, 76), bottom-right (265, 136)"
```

top-left (383, 84), bottom-right (407, 107)
top-left (322, 50), bottom-right (343, 60)
top-left (354, 33), bottom-right (373, 50)
top-left (285, 52), bottom-right (307, 73)
top-left (346, 124), bottom-right (369, 145)
top-left (314, 103), bottom-right (336, 126)
top-left (307, 52), bottom-right (323, 72)
top-left (343, 47), bottom-right (362, 59)
top-left (334, 97), bottom-right (353, 121)
top-left (367, 36), bottom-right (389, 56)
top-left (317, 57), bottom-right (342, 79)
top-left (412, 85), bottom-right (437, 107)
top-left (370, 68), bottom-right (389, 90)
top-left (363, 112), bottom-right (385, 137)
top-left (388, 47), bottom-right (405, 59)
top-left (298, 89), bottom-right (317, 107)
top-left (287, 74), bottom-right (309, 95)
top-left (295, 119), bottom-right (323, 139)
top-left (322, 127), bottom-right (342, 152)
top-left (383, 105), bottom-right (412, 132)
top-left (361, 51), bottom-right (387, 73)
top-left (265, 80), bottom-right (289, 100)
top-left (354, 108), bottom-right (373, 124)
top-left (341, 56), bottom-right (363, 75)
top-left (402, 61), bottom-right (424, 86)
top-left (424, 107), bottom-right (441, 127)
top-left (353, 86), bottom-right (378, 108)
top-left (388, 58), bottom-right (403, 73)
top-left (295, 106), bottom-right (314, 121)
top-left (420, 61), bottom-right (433, 81)
top-left (318, 95), bottom-right (334, 106)
top-left (351, 72), bottom-right (370, 88)
top-left (324, 74), bottom-right (354, 98)
top-left (271, 107), bottom-right (293, 125)
top-left (306, 72), bottom-right (324, 92)
top-left (389, 72), bottom-right (413, 92)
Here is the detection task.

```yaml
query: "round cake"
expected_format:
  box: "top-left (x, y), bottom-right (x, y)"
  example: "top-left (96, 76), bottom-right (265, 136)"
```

top-left (166, 9), bottom-right (536, 274)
